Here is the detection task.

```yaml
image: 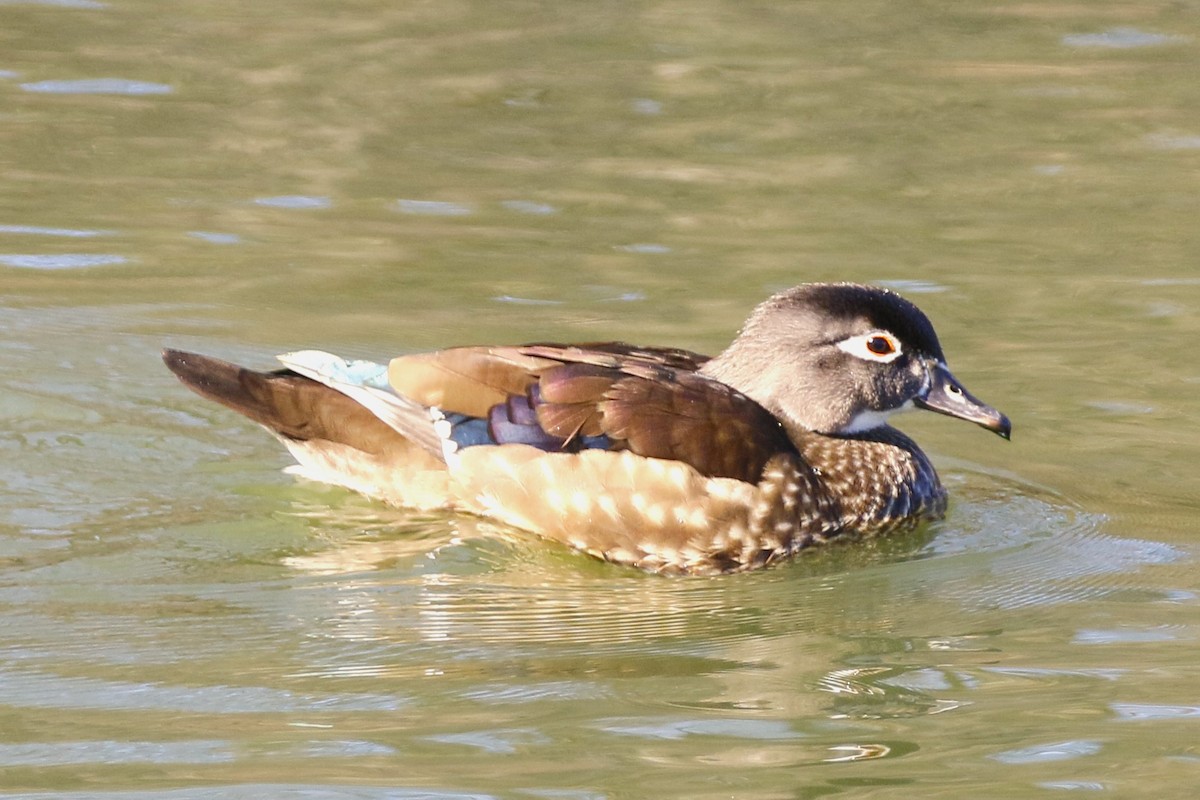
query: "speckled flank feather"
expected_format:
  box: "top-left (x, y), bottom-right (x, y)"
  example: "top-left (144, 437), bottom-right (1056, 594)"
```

top-left (452, 446), bottom-right (841, 574)
top-left (273, 431), bottom-right (936, 574)
top-left (162, 282), bottom-right (1009, 573)
top-left (278, 423), bottom-right (942, 572)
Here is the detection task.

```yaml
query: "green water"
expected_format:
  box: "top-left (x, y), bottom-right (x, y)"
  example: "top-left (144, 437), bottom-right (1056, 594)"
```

top-left (3, 1), bottom-right (1200, 796)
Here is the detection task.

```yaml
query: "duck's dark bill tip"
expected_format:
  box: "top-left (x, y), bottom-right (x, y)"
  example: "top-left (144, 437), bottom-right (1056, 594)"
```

top-left (970, 409), bottom-right (1011, 440)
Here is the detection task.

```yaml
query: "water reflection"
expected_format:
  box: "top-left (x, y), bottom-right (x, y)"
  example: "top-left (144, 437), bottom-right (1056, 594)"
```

top-left (276, 471), bottom-right (1166, 654)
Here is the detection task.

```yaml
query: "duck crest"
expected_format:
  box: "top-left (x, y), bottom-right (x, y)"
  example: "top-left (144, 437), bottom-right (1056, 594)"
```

top-left (163, 283), bottom-right (1009, 574)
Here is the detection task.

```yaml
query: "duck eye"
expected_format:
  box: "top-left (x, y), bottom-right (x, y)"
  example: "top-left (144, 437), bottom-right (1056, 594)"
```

top-left (836, 332), bottom-right (903, 362)
top-left (866, 336), bottom-right (895, 356)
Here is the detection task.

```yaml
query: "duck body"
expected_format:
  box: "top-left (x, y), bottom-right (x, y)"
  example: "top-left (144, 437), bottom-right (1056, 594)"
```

top-left (164, 283), bottom-right (1009, 574)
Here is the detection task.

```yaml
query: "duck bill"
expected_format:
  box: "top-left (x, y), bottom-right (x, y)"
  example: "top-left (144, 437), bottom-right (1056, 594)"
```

top-left (915, 363), bottom-right (1011, 439)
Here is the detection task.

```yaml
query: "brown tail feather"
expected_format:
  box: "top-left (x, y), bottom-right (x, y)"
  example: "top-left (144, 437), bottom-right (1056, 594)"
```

top-left (162, 349), bottom-right (406, 456)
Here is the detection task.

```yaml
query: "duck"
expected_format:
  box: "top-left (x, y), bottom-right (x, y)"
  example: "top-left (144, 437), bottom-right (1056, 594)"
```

top-left (163, 282), bottom-right (1010, 574)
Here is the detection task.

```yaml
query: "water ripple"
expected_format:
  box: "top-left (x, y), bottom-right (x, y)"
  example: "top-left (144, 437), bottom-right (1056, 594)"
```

top-left (1073, 627), bottom-right (1183, 645)
top-left (396, 199), bottom-right (473, 216)
top-left (21, 78), bottom-right (172, 95)
top-left (0, 667), bottom-right (407, 713)
top-left (2, 788), bottom-right (500, 800)
top-left (426, 728), bottom-right (550, 754)
top-left (253, 195), bottom-right (331, 209)
top-left (990, 739), bottom-right (1102, 764)
top-left (630, 98), bottom-right (663, 115)
top-left (492, 295), bottom-right (564, 306)
top-left (615, 243), bottom-right (671, 254)
top-left (907, 478), bottom-right (1182, 611)
top-left (0, 0), bottom-right (106, 6)
top-left (460, 681), bottom-right (609, 704)
top-left (1145, 133), bottom-right (1200, 151)
top-left (0, 253), bottom-right (127, 269)
top-left (0, 224), bottom-right (110, 237)
top-left (188, 231), bottom-right (242, 244)
top-left (501, 200), bottom-right (558, 216)
top-left (1062, 28), bottom-right (1186, 49)
top-left (984, 666), bottom-right (1126, 682)
top-left (1111, 702), bottom-right (1200, 721)
top-left (0, 739), bottom-right (233, 767)
top-left (599, 717), bottom-right (800, 741)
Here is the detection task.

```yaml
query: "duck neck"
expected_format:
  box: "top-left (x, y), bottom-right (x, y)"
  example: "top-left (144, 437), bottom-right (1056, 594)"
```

top-left (701, 341), bottom-right (840, 435)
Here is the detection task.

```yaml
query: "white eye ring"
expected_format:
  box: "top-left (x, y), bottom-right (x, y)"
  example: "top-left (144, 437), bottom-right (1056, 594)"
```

top-left (837, 331), bottom-right (904, 363)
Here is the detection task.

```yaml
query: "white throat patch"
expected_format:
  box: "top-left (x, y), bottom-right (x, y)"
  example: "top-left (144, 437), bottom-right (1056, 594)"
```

top-left (840, 399), bottom-right (917, 434)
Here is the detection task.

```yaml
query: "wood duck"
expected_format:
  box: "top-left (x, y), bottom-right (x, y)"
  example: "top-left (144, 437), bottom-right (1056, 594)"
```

top-left (163, 283), bottom-right (1010, 574)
